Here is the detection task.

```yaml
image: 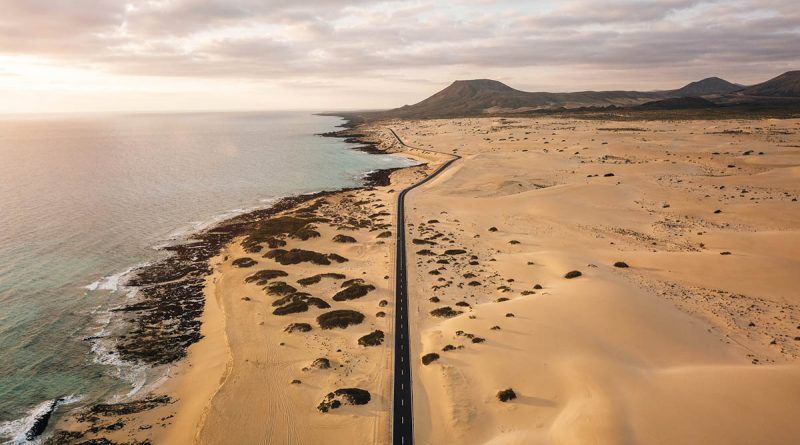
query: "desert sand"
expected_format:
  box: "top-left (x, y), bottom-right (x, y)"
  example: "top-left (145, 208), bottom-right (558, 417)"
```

top-left (49, 117), bottom-right (800, 445)
top-left (376, 117), bottom-right (800, 444)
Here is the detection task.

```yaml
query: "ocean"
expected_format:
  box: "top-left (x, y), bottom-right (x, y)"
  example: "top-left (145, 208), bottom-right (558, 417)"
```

top-left (0, 112), bottom-right (415, 443)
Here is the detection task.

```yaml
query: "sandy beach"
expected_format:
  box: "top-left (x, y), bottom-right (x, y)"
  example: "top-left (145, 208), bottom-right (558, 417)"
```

top-left (47, 116), bottom-right (800, 444)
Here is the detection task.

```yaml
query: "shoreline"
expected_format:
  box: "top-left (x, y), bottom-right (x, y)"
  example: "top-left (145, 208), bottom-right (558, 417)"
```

top-left (39, 117), bottom-right (438, 444)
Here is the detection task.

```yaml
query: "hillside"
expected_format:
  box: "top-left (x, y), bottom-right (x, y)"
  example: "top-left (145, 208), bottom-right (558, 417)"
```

top-left (668, 77), bottom-right (742, 96)
top-left (379, 79), bottom-right (663, 118)
top-left (741, 71), bottom-right (800, 97)
top-left (359, 71), bottom-right (799, 119)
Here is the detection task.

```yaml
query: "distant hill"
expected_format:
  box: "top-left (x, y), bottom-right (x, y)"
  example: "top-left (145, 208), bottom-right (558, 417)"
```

top-left (741, 71), bottom-right (800, 97)
top-left (359, 71), bottom-right (799, 119)
top-left (668, 77), bottom-right (742, 96)
top-left (379, 79), bottom-right (662, 118)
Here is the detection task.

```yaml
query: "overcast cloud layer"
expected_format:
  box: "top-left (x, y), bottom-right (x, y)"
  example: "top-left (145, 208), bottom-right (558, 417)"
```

top-left (0, 0), bottom-right (798, 112)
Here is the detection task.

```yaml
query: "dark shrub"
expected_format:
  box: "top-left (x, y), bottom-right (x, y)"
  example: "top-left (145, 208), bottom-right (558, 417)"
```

top-left (245, 269), bottom-right (288, 285)
top-left (273, 300), bottom-right (309, 316)
top-left (292, 227), bottom-right (320, 240)
top-left (333, 284), bottom-right (376, 301)
top-left (317, 388), bottom-right (371, 413)
top-left (297, 273), bottom-right (346, 286)
top-left (284, 323), bottom-right (312, 333)
top-left (613, 261), bottom-right (629, 268)
top-left (265, 281), bottom-right (297, 296)
top-left (310, 357), bottom-right (330, 369)
top-left (317, 310), bottom-right (366, 329)
top-left (430, 306), bottom-right (462, 318)
top-left (358, 330), bottom-right (385, 346)
top-left (333, 234), bottom-right (357, 243)
top-left (265, 248), bottom-right (331, 265)
top-left (421, 353), bottom-right (440, 365)
top-left (564, 270), bottom-right (582, 279)
top-left (232, 257), bottom-right (257, 268)
top-left (497, 388), bottom-right (516, 402)
top-left (327, 253), bottom-right (349, 263)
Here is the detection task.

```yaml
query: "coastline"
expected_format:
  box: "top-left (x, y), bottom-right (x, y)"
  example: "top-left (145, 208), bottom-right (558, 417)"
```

top-left (41, 118), bottom-right (447, 444)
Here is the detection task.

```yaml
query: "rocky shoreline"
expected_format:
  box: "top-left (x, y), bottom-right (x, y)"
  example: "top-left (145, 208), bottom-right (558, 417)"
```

top-left (39, 120), bottom-right (407, 444)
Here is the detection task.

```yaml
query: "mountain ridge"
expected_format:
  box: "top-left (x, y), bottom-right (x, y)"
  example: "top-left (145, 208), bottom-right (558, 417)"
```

top-left (370, 71), bottom-right (798, 118)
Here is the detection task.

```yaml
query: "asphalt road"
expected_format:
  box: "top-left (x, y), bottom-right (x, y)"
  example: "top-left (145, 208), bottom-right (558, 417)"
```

top-left (390, 129), bottom-right (459, 445)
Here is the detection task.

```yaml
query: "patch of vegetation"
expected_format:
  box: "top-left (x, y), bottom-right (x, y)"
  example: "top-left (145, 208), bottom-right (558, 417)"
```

top-left (284, 323), bottom-right (312, 333)
top-left (333, 283), bottom-right (376, 301)
top-left (564, 270), bottom-right (582, 279)
top-left (265, 248), bottom-right (332, 265)
top-left (244, 269), bottom-right (288, 285)
top-left (613, 261), bottom-right (629, 268)
top-left (292, 226), bottom-right (321, 240)
top-left (232, 257), bottom-right (257, 268)
top-left (317, 388), bottom-right (371, 413)
top-left (273, 300), bottom-right (309, 316)
top-left (497, 388), bottom-right (517, 402)
top-left (421, 353), bottom-right (440, 365)
top-left (430, 306), bottom-right (462, 318)
top-left (317, 310), bottom-right (366, 329)
top-left (265, 281), bottom-right (298, 296)
top-left (358, 330), bottom-right (385, 346)
top-left (333, 234), bottom-right (357, 243)
top-left (297, 273), bottom-right (346, 286)
top-left (310, 357), bottom-right (330, 369)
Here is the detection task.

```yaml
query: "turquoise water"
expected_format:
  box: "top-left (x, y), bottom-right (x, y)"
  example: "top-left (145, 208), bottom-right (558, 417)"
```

top-left (0, 112), bottom-right (414, 442)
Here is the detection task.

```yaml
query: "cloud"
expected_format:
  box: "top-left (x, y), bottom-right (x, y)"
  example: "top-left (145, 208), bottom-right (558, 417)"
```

top-left (0, 0), bottom-right (797, 93)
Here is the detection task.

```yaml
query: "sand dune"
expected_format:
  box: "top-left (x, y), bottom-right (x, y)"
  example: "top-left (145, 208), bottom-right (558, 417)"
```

top-left (384, 117), bottom-right (800, 444)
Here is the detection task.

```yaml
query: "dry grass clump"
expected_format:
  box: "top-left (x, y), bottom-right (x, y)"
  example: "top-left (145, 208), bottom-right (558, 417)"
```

top-left (232, 257), bottom-right (258, 268)
top-left (358, 330), bottom-right (385, 346)
top-left (430, 306), bottom-right (462, 318)
top-left (376, 231), bottom-right (392, 238)
top-left (245, 269), bottom-right (288, 285)
top-left (421, 353), bottom-right (440, 365)
top-left (317, 310), bottom-right (366, 329)
top-left (333, 283), bottom-right (376, 301)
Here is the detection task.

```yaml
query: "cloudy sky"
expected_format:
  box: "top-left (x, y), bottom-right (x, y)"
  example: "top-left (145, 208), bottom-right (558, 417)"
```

top-left (0, 0), bottom-right (798, 113)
